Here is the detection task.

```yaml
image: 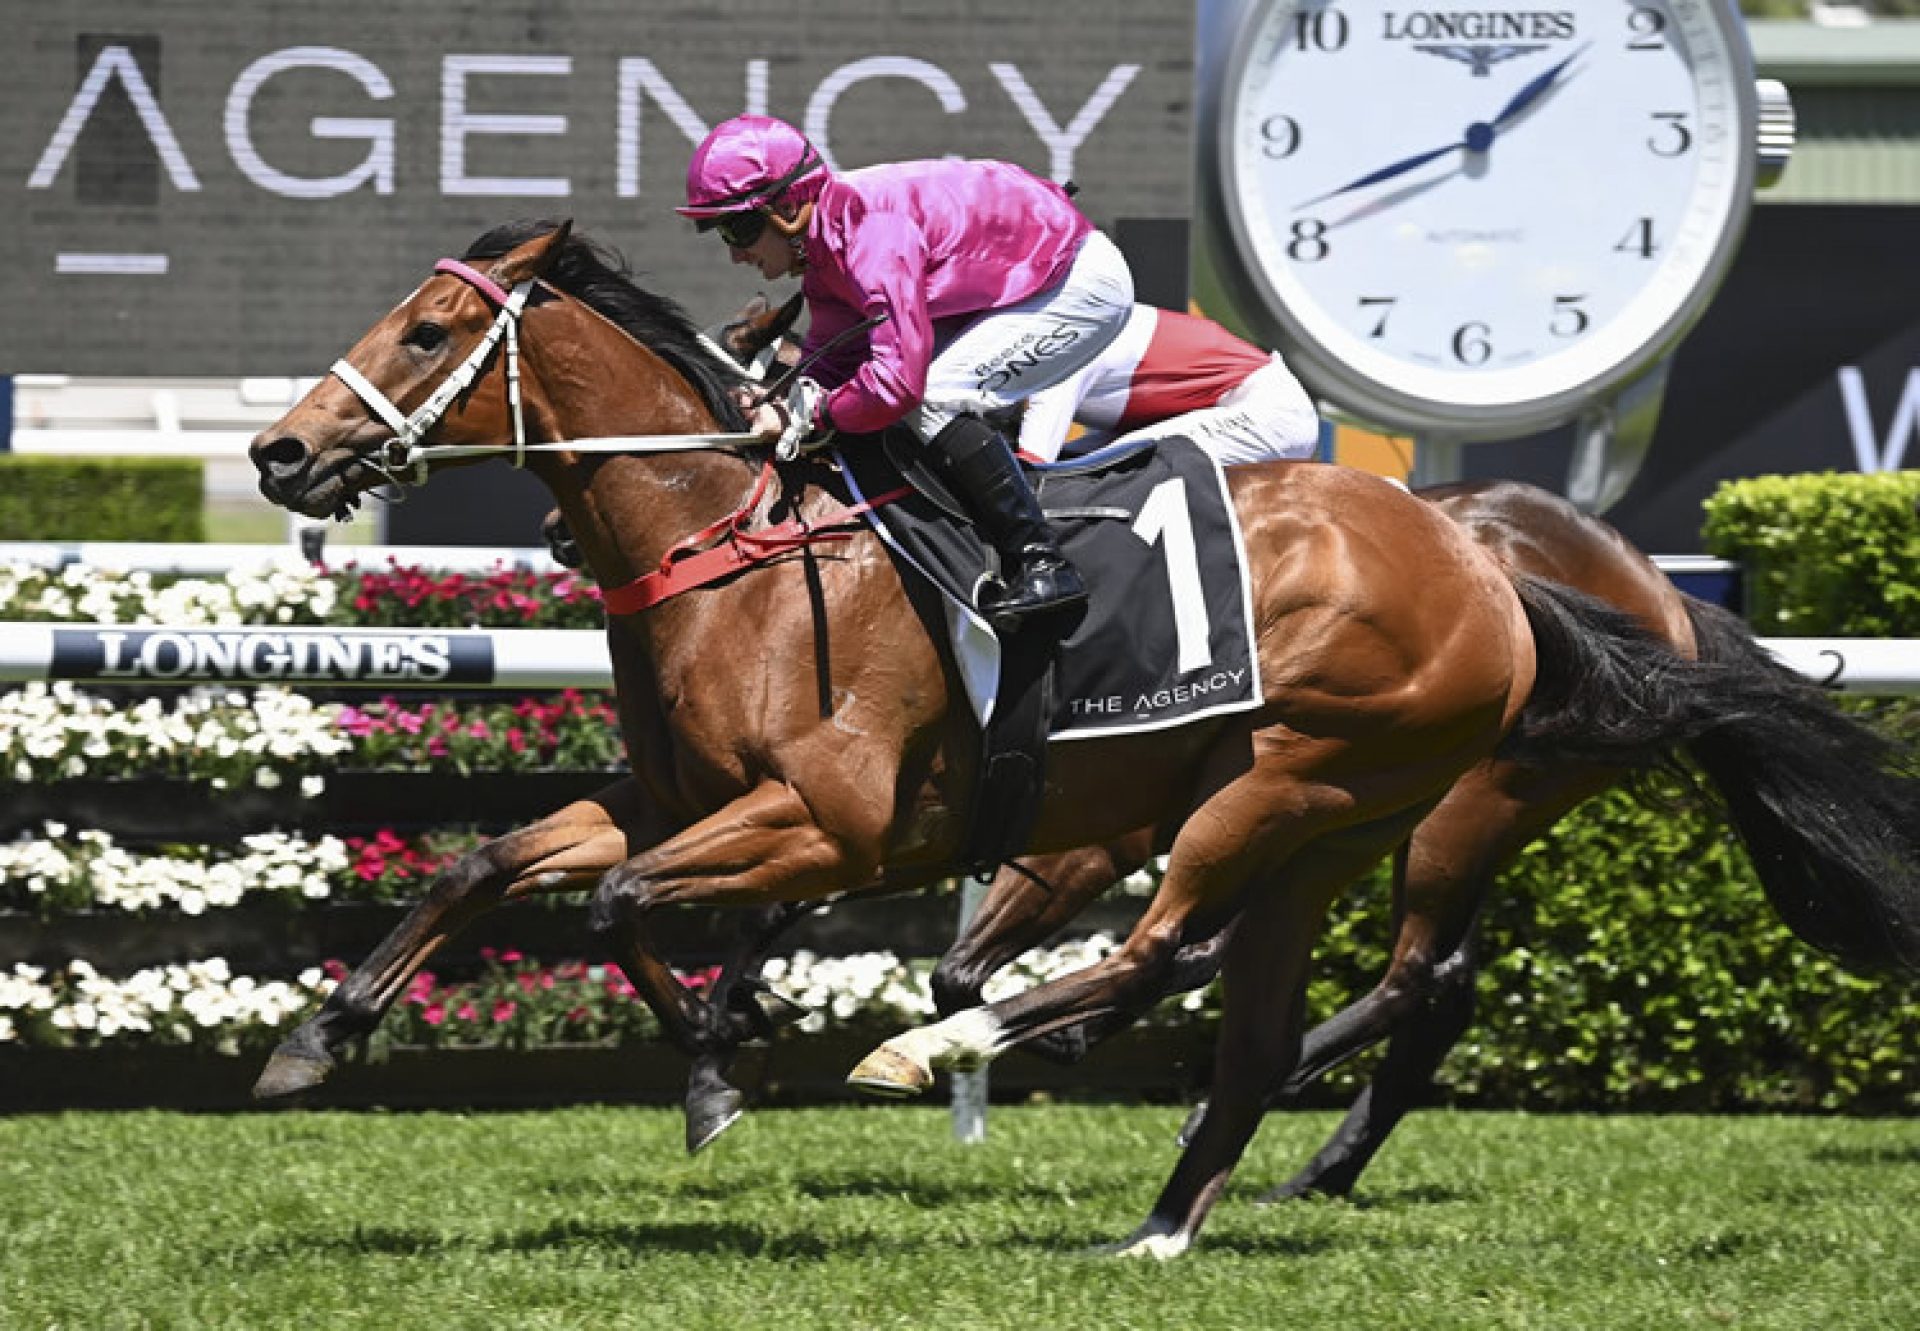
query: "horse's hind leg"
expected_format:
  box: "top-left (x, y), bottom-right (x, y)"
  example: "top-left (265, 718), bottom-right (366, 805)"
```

top-left (1262, 926), bottom-right (1480, 1202)
top-left (847, 751), bottom-right (1358, 1096)
top-left (1112, 817), bottom-right (1421, 1258)
top-left (1253, 758), bottom-right (1618, 1194)
top-left (252, 783), bottom-right (647, 1100)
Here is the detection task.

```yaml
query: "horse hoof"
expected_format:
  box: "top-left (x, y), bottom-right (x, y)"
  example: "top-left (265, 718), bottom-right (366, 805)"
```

top-left (1091, 1224), bottom-right (1190, 1260)
top-left (685, 1087), bottom-right (745, 1155)
top-left (253, 1049), bottom-right (332, 1100)
top-left (1256, 1175), bottom-right (1350, 1206)
top-left (845, 1044), bottom-right (933, 1098)
top-left (743, 981), bottom-right (812, 1033)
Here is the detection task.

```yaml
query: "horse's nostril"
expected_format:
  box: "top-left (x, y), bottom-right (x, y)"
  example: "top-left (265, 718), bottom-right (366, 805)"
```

top-left (256, 435), bottom-right (308, 473)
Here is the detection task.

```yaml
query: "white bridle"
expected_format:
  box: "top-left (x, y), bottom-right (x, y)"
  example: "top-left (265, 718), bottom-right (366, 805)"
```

top-left (326, 256), bottom-right (760, 490)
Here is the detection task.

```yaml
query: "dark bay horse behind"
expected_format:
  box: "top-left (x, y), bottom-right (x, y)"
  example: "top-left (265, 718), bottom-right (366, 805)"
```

top-left (245, 222), bottom-right (1920, 1255)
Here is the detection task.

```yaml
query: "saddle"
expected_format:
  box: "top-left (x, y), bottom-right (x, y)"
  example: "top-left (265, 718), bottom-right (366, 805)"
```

top-left (835, 430), bottom-right (1261, 873)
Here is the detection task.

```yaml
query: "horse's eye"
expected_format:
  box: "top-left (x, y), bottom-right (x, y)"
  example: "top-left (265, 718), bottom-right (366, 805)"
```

top-left (404, 322), bottom-right (448, 352)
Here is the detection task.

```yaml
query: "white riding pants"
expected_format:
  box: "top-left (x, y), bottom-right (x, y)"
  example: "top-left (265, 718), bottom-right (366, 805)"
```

top-left (1070, 355), bottom-right (1321, 465)
top-left (906, 230), bottom-right (1135, 442)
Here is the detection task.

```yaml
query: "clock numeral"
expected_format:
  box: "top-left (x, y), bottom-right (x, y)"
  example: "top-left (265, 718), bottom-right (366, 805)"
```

top-left (1261, 115), bottom-right (1302, 160)
top-left (1358, 297), bottom-right (1396, 339)
top-left (1626, 7), bottom-right (1666, 51)
top-left (1452, 322), bottom-right (1492, 366)
top-left (1648, 112), bottom-right (1692, 157)
top-left (1614, 217), bottom-right (1658, 259)
top-left (1287, 219), bottom-right (1331, 263)
top-left (1550, 295), bottom-right (1590, 338)
top-left (1293, 9), bottom-right (1350, 52)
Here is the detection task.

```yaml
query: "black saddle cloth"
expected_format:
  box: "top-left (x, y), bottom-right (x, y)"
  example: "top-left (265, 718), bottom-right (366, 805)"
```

top-left (834, 432), bottom-right (1261, 741)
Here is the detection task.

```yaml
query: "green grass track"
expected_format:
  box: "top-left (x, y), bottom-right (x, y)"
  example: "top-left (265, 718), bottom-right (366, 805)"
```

top-left (1, 1105), bottom-right (1915, 1330)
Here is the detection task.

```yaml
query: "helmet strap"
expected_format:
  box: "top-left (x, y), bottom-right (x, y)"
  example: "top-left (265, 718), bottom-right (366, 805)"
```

top-left (767, 200), bottom-right (812, 239)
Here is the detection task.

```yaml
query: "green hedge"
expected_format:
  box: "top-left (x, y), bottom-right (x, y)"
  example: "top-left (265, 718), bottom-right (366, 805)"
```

top-left (1307, 785), bottom-right (1919, 1113)
top-left (1701, 471), bottom-right (1920, 636)
top-left (0, 457), bottom-right (203, 541)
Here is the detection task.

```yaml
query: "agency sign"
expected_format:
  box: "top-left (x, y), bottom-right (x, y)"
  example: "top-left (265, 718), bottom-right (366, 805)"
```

top-left (7, 0), bottom-right (1192, 375)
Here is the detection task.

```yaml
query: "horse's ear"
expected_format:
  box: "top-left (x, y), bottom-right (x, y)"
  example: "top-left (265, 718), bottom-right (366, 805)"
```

top-left (726, 291), bottom-right (808, 358)
top-left (492, 219), bottom-right (573, 287)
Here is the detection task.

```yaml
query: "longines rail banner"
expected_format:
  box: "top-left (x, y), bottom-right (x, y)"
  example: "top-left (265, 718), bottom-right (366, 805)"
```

top-left (10, 625), bottom-right (614, 689)
top-left (5, 1), bottom-right (1193, 377)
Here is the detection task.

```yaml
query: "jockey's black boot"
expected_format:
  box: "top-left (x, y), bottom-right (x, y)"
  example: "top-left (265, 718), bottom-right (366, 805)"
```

top-left (926, 415), bottom-right (1088, 631)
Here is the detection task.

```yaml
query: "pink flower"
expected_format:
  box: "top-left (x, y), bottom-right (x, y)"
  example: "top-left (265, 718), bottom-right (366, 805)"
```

top-left (422, 1003), bottom-right (446, 1026)
top-left (492, 1000), bottom-right (518, 1024)
top-left (455, 1002), bottom-right (477, 1022)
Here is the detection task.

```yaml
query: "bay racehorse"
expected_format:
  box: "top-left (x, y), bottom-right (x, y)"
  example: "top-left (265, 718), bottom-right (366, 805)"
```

top-left (246, 221), bottom-right (1920, 1255)
top-left (924, 479), bottom-right (1920, 1202)
top-left (680, 300), bottom-right (1920, 1193)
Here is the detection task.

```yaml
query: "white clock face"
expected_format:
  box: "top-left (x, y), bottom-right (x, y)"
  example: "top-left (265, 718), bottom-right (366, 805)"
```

top-left (1220, 0), bottom-right (1753, 433)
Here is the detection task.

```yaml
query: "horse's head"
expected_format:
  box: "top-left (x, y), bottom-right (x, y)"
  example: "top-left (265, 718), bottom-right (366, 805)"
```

top-left (250, 224), bottom-right (573, 520)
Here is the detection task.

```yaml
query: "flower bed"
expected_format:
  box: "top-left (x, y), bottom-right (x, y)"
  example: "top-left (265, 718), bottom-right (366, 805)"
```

top-left (0, 558), bottom-right (602, 630)
top-left (0, 683), bottom-right (625, 790)
top-left (0, 938), bottom-right (1206, 1054)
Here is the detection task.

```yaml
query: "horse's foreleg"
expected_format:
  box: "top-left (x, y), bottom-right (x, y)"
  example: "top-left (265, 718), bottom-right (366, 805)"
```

top-left (253, 790), bottom-right (641, 1100)
top-left (930, 835), bottom-right (1152, 1063)
top-left (681, 900), bottom-right (822, 1153)
top-left (587, 780), bottom-right (863, 1149)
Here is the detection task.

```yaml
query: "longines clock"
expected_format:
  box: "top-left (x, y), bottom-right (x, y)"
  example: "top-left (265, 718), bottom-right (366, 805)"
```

top-left (1198, 0), bottom-right (1793, 458)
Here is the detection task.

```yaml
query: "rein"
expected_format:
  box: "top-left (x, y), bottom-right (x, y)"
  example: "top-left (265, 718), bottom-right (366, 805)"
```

top-left (328, 258), bottom-right (761, 488)
top-left (329, 254), bottom-right (907, 613)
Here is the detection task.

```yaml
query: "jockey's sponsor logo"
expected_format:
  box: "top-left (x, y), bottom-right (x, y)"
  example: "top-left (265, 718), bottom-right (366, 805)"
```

top-left (975, 323), bottom-right (1084, 396)
top-left (50, 628), bottom-right (490, 684)
top-left (1382, 10), bottom-right (1577, 42)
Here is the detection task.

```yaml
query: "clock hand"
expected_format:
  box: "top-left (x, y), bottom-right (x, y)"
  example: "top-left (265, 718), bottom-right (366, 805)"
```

top-left (1295, 138), bottom-right (1464, 210)
top-left (1491, 42), bottom-right (1589, 130)
top-left (1295, 43), bottom-right (1590, 212)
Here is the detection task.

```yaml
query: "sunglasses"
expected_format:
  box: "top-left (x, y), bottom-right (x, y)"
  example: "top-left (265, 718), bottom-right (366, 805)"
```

top-left (713, 210), bottom-right (769, 249)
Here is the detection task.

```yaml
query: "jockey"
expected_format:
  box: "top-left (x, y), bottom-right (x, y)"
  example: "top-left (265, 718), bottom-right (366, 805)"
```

top-left (678, 114), bottom-right (1135, 630)
top-left (1017, 304), bottom-right (1322, 465)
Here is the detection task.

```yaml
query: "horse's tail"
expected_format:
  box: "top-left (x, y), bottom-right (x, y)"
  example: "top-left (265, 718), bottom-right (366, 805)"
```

top-left (1502, 574), bottom-right (1920, 974)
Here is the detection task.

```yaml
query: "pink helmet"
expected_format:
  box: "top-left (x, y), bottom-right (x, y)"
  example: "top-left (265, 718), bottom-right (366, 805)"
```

top-left (677, 115), bottom-right (828, 223)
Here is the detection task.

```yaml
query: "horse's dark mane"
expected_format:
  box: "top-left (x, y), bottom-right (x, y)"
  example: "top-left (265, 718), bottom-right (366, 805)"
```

top-left (462, 220), bottom-right (749, 433)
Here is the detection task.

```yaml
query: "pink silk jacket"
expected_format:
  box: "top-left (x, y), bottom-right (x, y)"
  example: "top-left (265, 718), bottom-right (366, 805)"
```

top-left (797, 158), bottom-right (1092, 435)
